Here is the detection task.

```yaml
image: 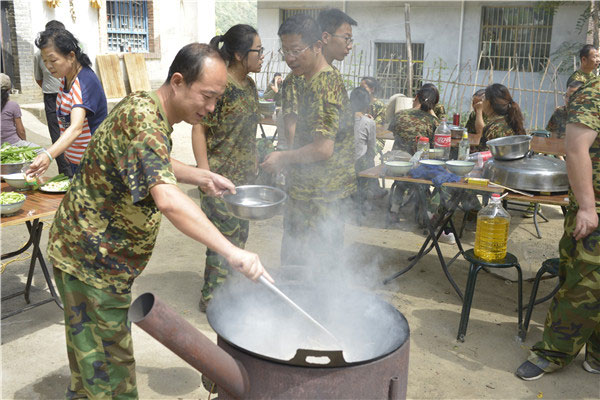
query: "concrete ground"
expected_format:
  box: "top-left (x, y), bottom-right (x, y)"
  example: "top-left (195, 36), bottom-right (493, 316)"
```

top-left (1, 109), bottom-right (598, 399)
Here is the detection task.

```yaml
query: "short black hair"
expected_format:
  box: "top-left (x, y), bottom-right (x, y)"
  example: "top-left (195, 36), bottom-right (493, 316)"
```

top-left (350, 86), bottom-right (371, 113)
top-left (45, 20), bottom-right (65, 30)
top-left (317, 8), bottom-right (357, 34)
top-left (278, 14), bottom-right (321, 46)
top-left (165, 43), bottom-right (223, 85)
top-left (35, 28), bottom-right (91, 68)
top-left (473, 89), bottom-right (486, 98)
top-left (579, 44), bottom-right (596, 60)
top-left (209, 24), bottom-right (258, 65)
top-left (361, 76), bottom-right (379, 92)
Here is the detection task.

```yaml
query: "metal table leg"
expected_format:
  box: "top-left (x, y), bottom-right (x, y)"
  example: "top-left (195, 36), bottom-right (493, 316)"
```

top-left (1, 219), bottom-right (63, 320)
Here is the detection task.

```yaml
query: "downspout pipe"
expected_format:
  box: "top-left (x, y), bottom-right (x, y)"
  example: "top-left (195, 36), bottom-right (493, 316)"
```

top-left (457, 0), bottom-right (465, 106)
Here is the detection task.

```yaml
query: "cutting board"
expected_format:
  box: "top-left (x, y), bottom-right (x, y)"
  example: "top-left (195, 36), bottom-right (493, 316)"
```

top-left (124, 53), bottom-right (151, 92)
top-left (96, 54), bottom-right (127, 98)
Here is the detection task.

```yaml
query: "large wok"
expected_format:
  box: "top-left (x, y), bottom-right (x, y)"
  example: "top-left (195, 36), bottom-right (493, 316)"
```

top-left (129, 275), bottom-right (410, 399)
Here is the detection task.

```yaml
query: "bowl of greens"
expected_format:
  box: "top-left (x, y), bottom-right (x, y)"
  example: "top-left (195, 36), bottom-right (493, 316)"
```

top-left (0, 192), bottom-right (26, 215)
top-left (0, 143), bottom-right (40, 174)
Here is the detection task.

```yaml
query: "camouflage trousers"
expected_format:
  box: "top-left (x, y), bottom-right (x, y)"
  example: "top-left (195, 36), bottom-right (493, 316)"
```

top-left (528, 208), bottom-right (600, 372)
top-left (281, 196), bottom-right (348, 268)
top-left (53, 268), bottom-right (137, 399)
top-left (199, 191), bottom-right (249, 302)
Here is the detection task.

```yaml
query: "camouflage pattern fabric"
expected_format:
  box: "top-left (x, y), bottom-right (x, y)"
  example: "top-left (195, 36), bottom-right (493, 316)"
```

top-left (201, 75), bottom-right (259, 186)
top-left (566, 69), bottom-right (595, 88)
top-left (546, 106), bottom-right (568, 139)
top-left (199, 191), bottom-right (249, 303)
top-left (391, 108), bottom-right (439, 154)
top-left (289, 65), bottom-right (356, 201)
top-left (281, 73), bottom-right (305, 118)
top-left (263, 86), bottom-right (282, 107)
top-left (464, 111), bottom-right (489, 134)
top-left (528, 208), bottom-right (600, 371)
top-left (54, 268), bottom-right (137, 399)
top-left (281, 196), bottom-right (348, 268)
top-left (566, 76), bottom-right (600, 212)
top-left (433, 103), bottom-right (446, 120)
top-left (370, 99), bottom-right (387, 125)
top-left (47, 91), bottom-right (176, 294)
top-left (474, 115), bottom-right (514, 152)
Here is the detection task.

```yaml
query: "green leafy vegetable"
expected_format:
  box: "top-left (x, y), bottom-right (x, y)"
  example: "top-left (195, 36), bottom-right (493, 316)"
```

top-left (0, 143), bottom-right (41, 164)
top-left (0, 192), bottom-right (26, 205)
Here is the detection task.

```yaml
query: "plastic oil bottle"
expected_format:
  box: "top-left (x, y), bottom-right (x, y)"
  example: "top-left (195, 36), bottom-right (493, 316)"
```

top-left (474, 193), bottom-right (511, 262)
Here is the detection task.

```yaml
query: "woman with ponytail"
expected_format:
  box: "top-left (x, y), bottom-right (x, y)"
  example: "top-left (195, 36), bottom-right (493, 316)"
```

top-left (473, 83), bottom-right (525, 151)
top-left (191, 24), bottom-right (264, 311)
top-left (391, 83), bottom-right (440, 154)
top-left (27, 28), bottom-right (107, 177)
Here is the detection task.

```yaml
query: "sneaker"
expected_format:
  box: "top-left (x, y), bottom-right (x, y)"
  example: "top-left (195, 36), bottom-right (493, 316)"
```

top-left (583, 360), bottom-right (600, 374)
top-left (515, 361), bottom-right (545, 381)
top-left (439, 232), bottom-right (456, 245)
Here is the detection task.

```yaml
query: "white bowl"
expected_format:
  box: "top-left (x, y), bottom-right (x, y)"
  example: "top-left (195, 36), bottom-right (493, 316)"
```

top-left (445, 160), bottom-right (475, 176)
top-left (419, 159), bottom-right (445, 167)
top-left (0, 198), bottom-right (26, 215)
top-left (384, 161), bottom-right (412, 176)
top-left (1, 173), bottom-right (30, 190)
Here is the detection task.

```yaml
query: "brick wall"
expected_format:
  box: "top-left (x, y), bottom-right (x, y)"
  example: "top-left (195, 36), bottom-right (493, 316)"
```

top-left (13, 0), bottom-right (39, 97)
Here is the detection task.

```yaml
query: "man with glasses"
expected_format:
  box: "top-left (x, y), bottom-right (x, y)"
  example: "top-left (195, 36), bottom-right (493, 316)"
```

top-left (261, 14), bottom-right (356, 270)
top-left (317, 8), bottom-right (357, 66)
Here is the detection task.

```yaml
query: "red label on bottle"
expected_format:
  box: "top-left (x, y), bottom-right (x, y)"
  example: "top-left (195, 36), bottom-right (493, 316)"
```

top-left (434, 134), bottom-right (451, 147)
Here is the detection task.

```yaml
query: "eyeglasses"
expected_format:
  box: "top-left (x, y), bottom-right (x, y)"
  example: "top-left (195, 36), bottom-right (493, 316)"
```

top-left (279, 45), bottom-right (311, 58)
top-left (330, 34), bottom-right (354, 45)
top-left (247, 47), bottom-right (264, 57)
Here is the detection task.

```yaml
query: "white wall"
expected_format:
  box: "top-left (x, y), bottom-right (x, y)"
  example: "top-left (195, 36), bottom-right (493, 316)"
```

top-left (15, 0), bottom-right (216, 96)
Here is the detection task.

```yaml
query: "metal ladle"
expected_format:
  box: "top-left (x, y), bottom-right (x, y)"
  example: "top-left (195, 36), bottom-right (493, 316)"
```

top-left (258, 275), bottom-right (341, 348)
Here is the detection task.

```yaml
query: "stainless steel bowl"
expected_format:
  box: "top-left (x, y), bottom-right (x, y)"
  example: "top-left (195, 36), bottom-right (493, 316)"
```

top-left (223, 185), bottom-right (287, 220)
top-left (487, 135), bottom-right (532, 160)
top-left (0, 161), bottom-right (31, 175)
top-left (0, 198), bottom-right (26, 215)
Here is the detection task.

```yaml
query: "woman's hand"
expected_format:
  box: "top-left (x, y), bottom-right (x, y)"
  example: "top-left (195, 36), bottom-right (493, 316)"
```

top-left (25, 152), bottom-right (52, 178)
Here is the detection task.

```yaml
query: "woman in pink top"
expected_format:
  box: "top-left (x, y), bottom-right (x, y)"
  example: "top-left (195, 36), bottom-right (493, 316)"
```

top-left (27, 28), bottom-right (107, 178)
top-left (1, 73), bottom-right (39, 148)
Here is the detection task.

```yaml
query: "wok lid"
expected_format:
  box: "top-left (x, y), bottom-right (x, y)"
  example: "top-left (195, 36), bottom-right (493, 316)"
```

top-left (206, 276), bottom-right (409, 368)
top-left (483, 154), bottom-right (569, 192)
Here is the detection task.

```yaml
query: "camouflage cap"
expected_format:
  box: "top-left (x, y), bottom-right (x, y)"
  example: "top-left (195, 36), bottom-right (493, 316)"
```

top-left (0, 73), bottom-right (11, 91)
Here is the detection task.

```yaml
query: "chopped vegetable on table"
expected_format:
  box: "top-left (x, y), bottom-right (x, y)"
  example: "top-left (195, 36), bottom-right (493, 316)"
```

top-left (0, 192), bottom-right (26, 205)
top-left (0, 143), bottom-right (41, 164)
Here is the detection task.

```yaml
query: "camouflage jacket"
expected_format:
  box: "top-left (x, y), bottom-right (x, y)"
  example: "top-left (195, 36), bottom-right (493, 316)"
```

top-left (391, 108), bottom-right (439, 154)
top-left (434, 103), bottom-right (446, 120)
top-left (369, 99), bottom-right (387, 126)
top-left (47, 91), bottom-right (177, 293)
top-left (201, 75), bottom-right (259, 186)
top-left (290, 65), bottom-right (356, 201)
top-left (546, 106), bottom-right (568, 139)
top-left (281, 73), bottom-right (305, 117)
top-left (263, 85), bottom-right (281, 107)
top-left (465, 111), bottom-right (489, 134)
top-left (475, 115), bottom-right (514, 152)
top-left (566, 69), bottom-right (595, 88)
top-left (567, 76), bottom-right (600, 211)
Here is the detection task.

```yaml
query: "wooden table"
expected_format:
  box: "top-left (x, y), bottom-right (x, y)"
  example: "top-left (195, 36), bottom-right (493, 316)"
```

top-left (1, 182), bottom-right (64, 319)
top-left (360, 164), bottom-right (503, 299)
top-left (531, 136), bottom-right (565, 156)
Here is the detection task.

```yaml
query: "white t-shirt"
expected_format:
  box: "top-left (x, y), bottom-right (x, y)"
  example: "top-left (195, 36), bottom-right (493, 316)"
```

top-left (354, 114), bottom-right (376, 160)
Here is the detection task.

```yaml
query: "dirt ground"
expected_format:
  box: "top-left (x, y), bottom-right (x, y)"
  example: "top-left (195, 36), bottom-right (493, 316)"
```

top-left (1, 110), bottom-right (598, 399)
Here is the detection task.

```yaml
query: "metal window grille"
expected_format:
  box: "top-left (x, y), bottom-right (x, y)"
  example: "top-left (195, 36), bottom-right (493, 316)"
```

top-left (281, 8), bottom-right (322, 22)
top-left (479, 6), bottom-right (553, 72)
top-left (107, 1), bottom-right (149, 52)
top-left (375, 42), bottom-right (424, 99)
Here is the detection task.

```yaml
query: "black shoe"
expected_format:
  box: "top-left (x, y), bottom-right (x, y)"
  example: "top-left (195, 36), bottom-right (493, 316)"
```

top-left (199, 298), bottom-right (209, 313)
top-left (583, 360), bottom-right (600, 374)
top-left (515, 361), bottom-right (545, 381)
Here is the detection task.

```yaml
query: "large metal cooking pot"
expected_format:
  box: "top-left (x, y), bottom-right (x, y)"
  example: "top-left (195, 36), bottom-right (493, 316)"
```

top-left (483, 154), bottom-right (568, 192)
top-left (129, 278), bottom-right (410, 399)
top-left (487, 135), bottom-right (532, 160)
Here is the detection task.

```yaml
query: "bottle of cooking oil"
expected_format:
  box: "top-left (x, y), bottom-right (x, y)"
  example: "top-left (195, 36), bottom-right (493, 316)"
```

top-left (474, 193), bottom-right (511, 262)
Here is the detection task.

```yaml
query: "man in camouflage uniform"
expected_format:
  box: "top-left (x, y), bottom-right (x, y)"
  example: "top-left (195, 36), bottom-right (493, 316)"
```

top-left (546, 80), bottom-right (584, 139)
top-left (280, 72), bottom-right (304, 148)
top-left (192, 72), bottom-right (260, 310)
top-left (262, 14), bottom-right (356, 269)
top-left (516, 76), bottom-right (600, 380)
top-left (391, 108), bottom-right (439, 154)
top-left (566, 44), bottom-right (599, 88)
top-left (43, 43), bottom-right (270, 398)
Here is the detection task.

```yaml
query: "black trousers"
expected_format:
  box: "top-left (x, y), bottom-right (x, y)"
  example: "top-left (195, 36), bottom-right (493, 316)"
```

top-left (44, 92), bottom-right (71, 177)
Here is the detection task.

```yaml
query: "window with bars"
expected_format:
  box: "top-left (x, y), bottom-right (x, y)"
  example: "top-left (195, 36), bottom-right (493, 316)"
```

top-left (375, 42), bottom-right (424, 99)
top-left (280, 8), bottom-right (322, 23)
top-left (479, 6), bottom-right (553, 72)
top-left (107, 1), bottom-right (149, 52)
